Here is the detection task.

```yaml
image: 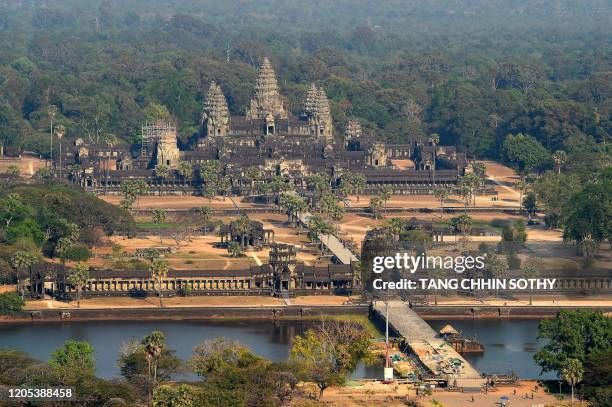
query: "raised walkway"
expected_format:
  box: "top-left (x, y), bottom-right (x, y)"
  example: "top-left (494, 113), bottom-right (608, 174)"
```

top-left (373, 300), bottom-right (485, 387)
top-left (297, 211), bottom-right (358, 265)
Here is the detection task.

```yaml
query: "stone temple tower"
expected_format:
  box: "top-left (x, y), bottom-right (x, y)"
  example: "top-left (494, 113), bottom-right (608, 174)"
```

top-left (304, 83), bottom-right (333, 141)
top-left (202, 81), bottom-right (229, 138)
top-left (247, 58), bottom-right (287, 121)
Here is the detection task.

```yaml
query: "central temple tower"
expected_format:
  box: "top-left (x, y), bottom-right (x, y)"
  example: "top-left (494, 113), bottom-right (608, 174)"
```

top-left (246, 58), bottom-right (287, 121)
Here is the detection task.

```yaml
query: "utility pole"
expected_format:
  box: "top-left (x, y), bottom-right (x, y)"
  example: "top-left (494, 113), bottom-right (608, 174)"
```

top-left (48, 105), bottom-right (57, 161)
top-left (56, 126), bottom-right (64, 178)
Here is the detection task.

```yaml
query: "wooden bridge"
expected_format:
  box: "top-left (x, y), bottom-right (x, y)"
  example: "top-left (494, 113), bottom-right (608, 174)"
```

top-left (373, 300), bottom-right (486, 388)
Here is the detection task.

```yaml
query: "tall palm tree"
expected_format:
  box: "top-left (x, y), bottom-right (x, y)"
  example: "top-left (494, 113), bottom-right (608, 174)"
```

top-left (386, 218), bottom-right (405, 241)
top-left (67, 262), bottom-right (90, 308)
top-left (198, 206), bottom-right (213, 235)
top-left (9, 251), bottom-right (39, 298)
top-left (48, 105), bottom-right (57, 160)
top-left (234, 215), bottom-right (251, 251)
top-left (152, 209), bottom-right (167, 243)
top-left (178, 161), bottom-right (193, 191)
top-left (55, 125), bottom-right (65, 177)
top-left (155, 164), bottom-right (170, 195)
top-left (149, 258), bottom-right (169, 307)
top-left (434, 188), bottom-right (449, 219)
top-left (562, 358), bottom-right (583, 406)
top-left (142, 331), bottom-right (166, 395)
top-left (552, 150), bottom-right (567, 174)
top-left (104, 135), bottom-right (118, 194)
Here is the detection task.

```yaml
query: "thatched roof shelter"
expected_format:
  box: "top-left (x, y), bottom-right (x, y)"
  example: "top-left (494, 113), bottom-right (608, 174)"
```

top-left (439, 324), bottom-right (459, 335)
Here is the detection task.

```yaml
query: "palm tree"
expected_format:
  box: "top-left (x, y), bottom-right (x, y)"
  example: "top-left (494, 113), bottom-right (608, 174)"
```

top-left (198, 206), bottom-right (213, 235)
top-left (48, 105), bottom-right (57, 160)
top-left (515, 180), bottom-right (526, 213)
top-left (155, 164), bottom-right (170, 195)
top-left (353, 173), bottom-right (366, 202)
top-left (9, 250), bottom-right (39, 298)
top-left (55, 125), bottom-right (65, 177)
top-left (149, 258), bottom-right (169, 308)
top-left (386, 218), bottom-right (405, 241)
top-left (142, 331), bottom-right (167, 392)
top-left (561, 358), bottom-right (583, 406)
top-left (152, 209), bottom-right (167, 243)
top-left (178, 161), bottom-right (193, 191)
top-left (552, 150), bottom-right (567, 174)
top-left (234, 215), bottom-right (251, 251)
top-left (434, 188), bottom-right (449, 219)
top-left (521, 259), bottom-right (540, 305)
top-left (67, 262), bottom-right (90, 308)
top-left (104, 134), bottom-right (118, 194)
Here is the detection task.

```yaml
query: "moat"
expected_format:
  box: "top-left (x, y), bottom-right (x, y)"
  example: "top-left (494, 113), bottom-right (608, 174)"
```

top-left (0, 319), bottom-right (555, 380)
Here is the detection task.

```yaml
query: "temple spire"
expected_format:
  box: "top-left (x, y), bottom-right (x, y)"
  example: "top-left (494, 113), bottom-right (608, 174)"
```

top-left (202, 81), bottom-right (229, 138)
top-left (247, 57), bottom-right (287, 120)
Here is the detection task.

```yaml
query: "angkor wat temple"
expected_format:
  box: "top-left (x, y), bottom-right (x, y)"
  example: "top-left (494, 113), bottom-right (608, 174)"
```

top-left (64, 58), bottom-right (467, 195)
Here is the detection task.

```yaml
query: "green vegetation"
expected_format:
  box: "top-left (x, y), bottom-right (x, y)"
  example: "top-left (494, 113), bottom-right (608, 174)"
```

top-left (534, 310), bottom-right (612, 407)
top-left (0, 292), bottom-right (25, 315)
top-left (0, 319), bottom-right (373, 406)
top-left (0, 184), bottom-right (135, 286)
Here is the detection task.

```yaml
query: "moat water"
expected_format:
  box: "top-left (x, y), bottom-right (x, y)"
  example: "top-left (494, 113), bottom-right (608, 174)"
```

top-left (0, 319), bottom-right (555, 380)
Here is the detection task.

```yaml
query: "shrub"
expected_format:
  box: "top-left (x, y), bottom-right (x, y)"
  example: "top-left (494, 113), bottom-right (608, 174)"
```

top-left (0, 292), bottom-right (25, 315)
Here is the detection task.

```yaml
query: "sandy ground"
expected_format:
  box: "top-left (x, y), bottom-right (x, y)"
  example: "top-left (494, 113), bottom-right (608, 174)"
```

top-left (25, 293), bottom-right (612, 311)
top-left (0, 156), bottom-right (50, 177)
top-left (421, 294), bottom-right (612, 308)
top-left (318, 380), bottom-right (566, 406)
top-left (24, 295), bottom-right (363, 310)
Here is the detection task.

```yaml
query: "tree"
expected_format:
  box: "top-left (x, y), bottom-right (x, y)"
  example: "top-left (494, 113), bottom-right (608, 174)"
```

top-left (152, 209), bottom-right (167, 243)
top-left (501, 133), bottom-right (549, 174)
top-left (49, 340), bottom-right (95, 383)
top-left (217, 177), bottom-right (232, 201)
top-left (582, 350), bottom-right (612, 407)
top-left (155, 164), bottom-right (170, 194)
top-left (233, 215), bottom-right (251, 251)
top-left (0, 292), bottom-right (25, 315)
top-left (177, 161), bottom-right (193, 189)
top-left (290, 320), bottom-right (371, 399)
top-left (521, 258), bottom-right (540, 305)
top-left (0, 193), bottom-right (31, 229)
top-left (9, 250), bottom-right (39, 297)
top-left (434, 188), bottom-right (449, 218)
top-left (227, 241), bottom-right (241, 257)
top-left (5, 165), bottom-right (20, 185)
top-left (534, 310), bottom-right (612, 376)
top-left (523, 191), bottom-right (537, 221)
top-left (67, 261), bottom-right (90, 308)
top-left (142, 331), bottom-right (167, 390)
top-left (561, 171), bottom-right (611, 264)
top-left (450, 214), bottom-right (472, 245)
top-left (104, 134), bottom-right (119, 194)
top-left (153, 384), bottom-right (198, 407)
top-left (386, 218), bottom-right (405, 241)
top-left (562, 358), bottom-right (584, 406)
top-left (118, 336), bottom-right (181, 388)
top-left (149, 259), bottom-right (169, 307)
top-left (198, 205), bottom-right (213, 235)
top-left (368, 197), bottom-right (383, 219)
top-left (553, 150), bottom-right (568, 174)
top-left (485, 253), bottom-right (508, 296)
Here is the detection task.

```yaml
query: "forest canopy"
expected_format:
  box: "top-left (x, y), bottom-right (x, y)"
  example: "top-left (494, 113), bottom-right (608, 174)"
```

top-left (0, 0), bottom-right (609, 165)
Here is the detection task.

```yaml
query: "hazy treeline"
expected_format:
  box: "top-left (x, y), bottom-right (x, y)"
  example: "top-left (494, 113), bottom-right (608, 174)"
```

top-left (0, 0), bottom-right (609, 162)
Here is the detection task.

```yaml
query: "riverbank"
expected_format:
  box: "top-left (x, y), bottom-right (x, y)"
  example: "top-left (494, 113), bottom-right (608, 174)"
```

top-left (3, 299), bottom-right (611, 325)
